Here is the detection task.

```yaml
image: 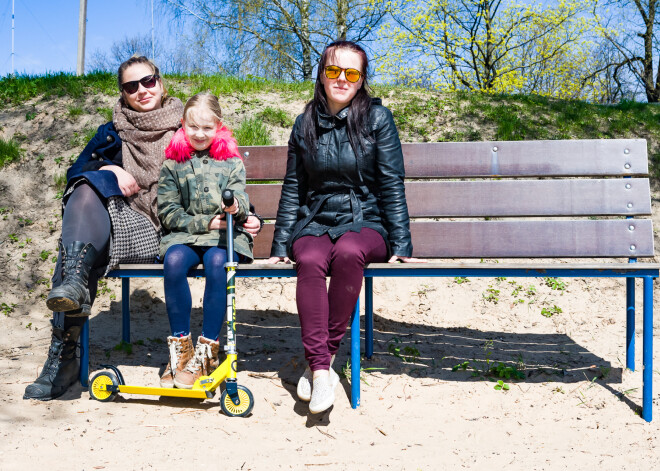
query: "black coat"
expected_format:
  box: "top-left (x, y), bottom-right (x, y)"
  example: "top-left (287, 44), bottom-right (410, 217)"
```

top-left (271, 100), bottom-right (413, 260)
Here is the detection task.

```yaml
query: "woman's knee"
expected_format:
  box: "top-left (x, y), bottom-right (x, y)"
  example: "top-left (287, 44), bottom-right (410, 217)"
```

top-left (203, 248), bottom-right (228, 272)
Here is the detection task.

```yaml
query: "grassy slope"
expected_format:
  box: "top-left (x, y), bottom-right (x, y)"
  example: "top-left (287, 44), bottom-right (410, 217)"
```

top-left (2, 72), bottom-right (659, 176)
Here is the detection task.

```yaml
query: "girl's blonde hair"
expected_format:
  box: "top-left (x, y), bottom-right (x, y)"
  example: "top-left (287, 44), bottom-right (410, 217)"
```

top-left (183, 93), bottom-right (223, 125)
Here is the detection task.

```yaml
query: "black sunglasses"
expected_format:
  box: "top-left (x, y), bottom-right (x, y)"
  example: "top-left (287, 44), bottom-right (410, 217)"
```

top-left (121, 74), bottom-right (160, 94)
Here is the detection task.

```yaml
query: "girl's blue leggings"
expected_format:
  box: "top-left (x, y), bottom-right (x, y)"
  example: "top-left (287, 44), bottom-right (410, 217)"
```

top-left (163, 244), bottom-right (235, 341)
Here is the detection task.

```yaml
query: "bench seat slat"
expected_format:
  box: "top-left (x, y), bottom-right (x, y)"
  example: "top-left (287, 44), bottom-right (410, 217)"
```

top-left (248, 178), bottom-right (652, 219)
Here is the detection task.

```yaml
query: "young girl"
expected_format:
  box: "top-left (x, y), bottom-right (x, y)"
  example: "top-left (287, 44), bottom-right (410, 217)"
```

top-left (157, 93), bottom-right (253, 389)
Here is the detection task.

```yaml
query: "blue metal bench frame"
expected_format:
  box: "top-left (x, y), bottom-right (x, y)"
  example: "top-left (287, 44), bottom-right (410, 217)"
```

top-left (80, 261), bottom-right (657, 421)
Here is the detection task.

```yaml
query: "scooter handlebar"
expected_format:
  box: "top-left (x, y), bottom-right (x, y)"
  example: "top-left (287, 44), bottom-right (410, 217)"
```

top-left (222, 189), bottom-right (234, 208)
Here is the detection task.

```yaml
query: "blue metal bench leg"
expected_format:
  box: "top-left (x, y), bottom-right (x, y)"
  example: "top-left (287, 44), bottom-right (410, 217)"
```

top-left (350, 296), bottom-right (361, 409)
top-left (122, 278), bottom-right (130, 343)
top-left (79, 318), bottom-right (89, 387)
top-left (365, 277), bottom-right (374, 359)
top-left (627, 277), bottom-right (635, 371)
top-left (642, 276), bottom-right (653, 422)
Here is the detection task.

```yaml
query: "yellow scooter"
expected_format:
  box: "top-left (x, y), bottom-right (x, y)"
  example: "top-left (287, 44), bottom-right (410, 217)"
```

top-left (88, 189), bottom-right (254, 417)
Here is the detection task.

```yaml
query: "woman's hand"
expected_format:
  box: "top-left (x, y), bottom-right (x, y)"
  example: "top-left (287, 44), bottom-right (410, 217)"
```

top-left (263, 256), bottom-right (291, 264)
top-left (222, 197), bottom-right (239, 215)
top-left (100, 166), bottom-right (140, 197)
top-left (388, 255), bottom-right (428, 263)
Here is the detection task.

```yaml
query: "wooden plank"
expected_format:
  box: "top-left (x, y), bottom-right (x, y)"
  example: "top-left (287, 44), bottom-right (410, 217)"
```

top-left (252, 219), bottom-right (654, 259)
top-left (109, 262), bottom-right (660, 273)
top-left (240, 139), bottom-right (648, 180)
top-left (247, 178), bottom-right (652, 219)
top-left (409, 219), bottom-right (654, 258)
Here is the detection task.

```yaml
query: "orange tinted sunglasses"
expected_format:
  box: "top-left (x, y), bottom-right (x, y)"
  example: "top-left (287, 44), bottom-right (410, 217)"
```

top-left (324, 65), bottom-right (362, 83)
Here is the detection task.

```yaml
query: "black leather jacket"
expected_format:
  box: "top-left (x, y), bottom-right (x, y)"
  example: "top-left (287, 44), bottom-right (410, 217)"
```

top-left (271, 99), bottom-right (413, 260)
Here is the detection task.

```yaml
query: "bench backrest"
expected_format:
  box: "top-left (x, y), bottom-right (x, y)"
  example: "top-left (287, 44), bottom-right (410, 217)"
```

top-left (240, 139), bottom-right (654, 259)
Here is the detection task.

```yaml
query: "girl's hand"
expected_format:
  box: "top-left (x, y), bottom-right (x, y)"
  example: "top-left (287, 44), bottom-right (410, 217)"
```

top-left (222, 197), bottom-right (239, 215)
top-left (208, 214), bottom-right (225, 230)
top-left (243, 214), bottom-right (261, 236)
top-left (263, 256), bottom-right (291, 264)
top-left (388, 255), bottom-right (428, 263)
top-left (100, 166), bottom-right (140, 197)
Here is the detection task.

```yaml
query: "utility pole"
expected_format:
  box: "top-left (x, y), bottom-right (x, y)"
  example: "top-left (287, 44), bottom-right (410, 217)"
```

top-left (11, 0), bottom-right (15, 75)
top-left (76, 0), bottom-right (87, 76)
top-left (151, 0), bottom-right (155, 60)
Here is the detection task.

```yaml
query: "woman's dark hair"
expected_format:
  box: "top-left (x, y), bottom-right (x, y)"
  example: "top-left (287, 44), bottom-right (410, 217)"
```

top-left (117, 55), bottom-right (169, 103)
top-left (302, 40), bottom-right (373, 156)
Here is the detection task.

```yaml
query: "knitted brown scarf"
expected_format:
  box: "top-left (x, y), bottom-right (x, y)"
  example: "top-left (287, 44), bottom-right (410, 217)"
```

top-left (113, 96), bottom-right (184, 231)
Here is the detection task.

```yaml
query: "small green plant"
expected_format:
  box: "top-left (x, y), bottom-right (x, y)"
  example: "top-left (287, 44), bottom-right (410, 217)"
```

top-left (257, 107), bottom-right (294, 127)
top-left (494, 380), bottom-right (510, 391)
top-left (454, 276), bottom-right (470, 284)
top-left (0, 207), bottom-right (12, 220)
top-left (54, 156), bottom-right (64, 165)
top-left (25, 322), bottom-right (32, 329)
top-left (340, 359), bottom-right (384, 385)
top-left (452, 360), bottom-right (470, 371)
top-left (234, 117), bottom-right (273, 146)
top-left (25, 110), bottom-right (37, 121)
top-left (53, 173), bottom-right (67, 190)
top-left (39, 250), bottom-right (52, 261)
top-left (113, 341), bottom-right (133, 354)
top-left (544, 277), bottom-right (567, 291)
top-left (96, 107), bottom-right (113, 122)
top-left (1, 302), bottom-right (17, 316)
top-left (18, 237), bottom-right (32, 248)
top-left (18, 216), bottom-right (33, 226)
top-left (541, 305), bottom-right (563, 317)
top-left (525, 285), bottom-right (537, 297)
top-left (68, 105), bottom-right (83, 118)
top-left (387, 337), bottom-right (422, 362)
top-left (490, 362), bottom-right (525, 380)
top-left (0, 137), bottom-right (22, 168)
top-left (8, 233), bottom-right (19, 243)
top-left (482, 287), bottom-right (500, 304)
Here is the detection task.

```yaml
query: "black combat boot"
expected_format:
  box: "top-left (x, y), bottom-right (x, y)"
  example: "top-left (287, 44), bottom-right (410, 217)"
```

top-left (23, 320), bottom-right (82, 400)
top-left (46, 241), bottom-right (98, 315)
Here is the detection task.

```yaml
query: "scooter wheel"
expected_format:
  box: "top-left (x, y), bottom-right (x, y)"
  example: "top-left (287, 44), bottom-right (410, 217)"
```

top-left (89, 371), bottom-right (119, 402)
top-left (220, 385), bottom-right (254, 417)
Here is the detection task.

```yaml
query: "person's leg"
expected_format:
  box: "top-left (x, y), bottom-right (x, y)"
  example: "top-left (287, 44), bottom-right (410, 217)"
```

top-left (163, 245), bottom-right (201, 336)
top-left (292, 234), bottom-right (335, 372)
top-left (200, 247), bottom-right (230, 341)
top-left (326, 228), bottom-right (387, 357)
top-left (46, 184), bottom-right (109, 313)
top-left (161, 245), bottom-right (199, 387)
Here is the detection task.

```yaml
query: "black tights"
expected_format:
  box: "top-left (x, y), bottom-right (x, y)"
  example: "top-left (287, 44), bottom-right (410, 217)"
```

top-left (53, 184), bottom-right (111, 328)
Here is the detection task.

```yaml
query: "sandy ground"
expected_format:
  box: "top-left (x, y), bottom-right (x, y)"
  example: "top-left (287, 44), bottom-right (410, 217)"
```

top-left (1, 93), bottom-right (660, 470)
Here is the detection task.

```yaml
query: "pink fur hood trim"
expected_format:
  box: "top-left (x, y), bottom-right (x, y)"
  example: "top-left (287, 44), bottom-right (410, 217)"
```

top-left (165, 125), bottom-right (241, 163)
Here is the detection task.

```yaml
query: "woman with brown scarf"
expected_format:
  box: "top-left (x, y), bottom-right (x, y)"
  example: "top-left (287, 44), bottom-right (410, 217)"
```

top-left (23, 56), bottom-right (260, 402)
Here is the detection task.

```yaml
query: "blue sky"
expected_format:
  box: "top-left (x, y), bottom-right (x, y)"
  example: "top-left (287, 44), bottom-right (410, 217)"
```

top-left (0, 0), bottom-right (169, 76)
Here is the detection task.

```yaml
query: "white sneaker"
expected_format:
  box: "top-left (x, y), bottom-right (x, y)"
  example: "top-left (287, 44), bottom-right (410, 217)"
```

top-left (297, 366), bottom-right (313, 402)
top-left (297, 355), bottom-right (334, 402)
top-left (309, 369), bottom-right (340, 414)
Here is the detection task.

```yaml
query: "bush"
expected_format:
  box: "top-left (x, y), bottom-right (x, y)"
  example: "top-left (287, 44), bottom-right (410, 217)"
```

top-left (258, 107), bottom-right (294, 127)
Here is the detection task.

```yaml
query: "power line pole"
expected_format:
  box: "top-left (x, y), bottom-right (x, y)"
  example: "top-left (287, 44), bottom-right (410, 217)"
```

top-left (151, 0), bottom-right (155, 60)
top-left (77, 0), bottom-right (87, 76)
top-left (11, 0), bottom-right (15, 75)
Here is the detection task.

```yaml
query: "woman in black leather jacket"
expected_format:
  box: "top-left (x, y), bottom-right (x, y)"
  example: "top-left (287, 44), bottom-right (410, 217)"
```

top-left (268, 40), bottom-right (424, 414)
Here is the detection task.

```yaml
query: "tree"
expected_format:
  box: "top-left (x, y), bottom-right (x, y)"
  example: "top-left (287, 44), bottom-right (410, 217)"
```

top-left (597, 0), bottom-right (660, 102)
top-left (378, 0), bottom-right (600, 98)
top-left (88, 34), bottom-right (164, 72)
top-left (163, 0), bottom-right (387, 80)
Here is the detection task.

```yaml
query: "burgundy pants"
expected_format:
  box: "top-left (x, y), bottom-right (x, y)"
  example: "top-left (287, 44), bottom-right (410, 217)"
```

top-left (292, 228), bottom-right (387, 371)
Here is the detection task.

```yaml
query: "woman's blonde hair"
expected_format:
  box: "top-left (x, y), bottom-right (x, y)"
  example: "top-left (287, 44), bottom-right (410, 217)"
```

top-left (117, 55), bottom-right (169, 102)
top-left (182, 93), bottom-right (223, 124)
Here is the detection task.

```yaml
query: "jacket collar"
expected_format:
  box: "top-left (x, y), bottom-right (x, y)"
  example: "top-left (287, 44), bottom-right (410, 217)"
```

top-left (164, 125), bottom-right (241, 163)
top-left (316, 97), bottom-right (383, 129)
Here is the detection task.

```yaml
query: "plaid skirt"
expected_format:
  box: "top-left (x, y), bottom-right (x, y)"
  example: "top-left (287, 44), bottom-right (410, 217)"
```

top-left (63, 181), bottom-right (161, 275)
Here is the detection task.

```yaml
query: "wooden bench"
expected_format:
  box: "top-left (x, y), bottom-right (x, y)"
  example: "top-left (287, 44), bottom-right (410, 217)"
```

top-left (81, 139), bottom-right (659, 421)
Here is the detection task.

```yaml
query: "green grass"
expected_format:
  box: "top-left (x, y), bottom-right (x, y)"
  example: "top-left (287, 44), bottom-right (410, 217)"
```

top-left (258, 107), bottom-right (294, 127)
top-left (234, 117), bottom-right (273, 146)
top-left (0, 137), bottom-right (22, 168)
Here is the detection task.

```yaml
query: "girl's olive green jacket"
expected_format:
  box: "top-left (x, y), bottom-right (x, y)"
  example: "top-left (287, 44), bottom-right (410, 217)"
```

top-left (157, 128), bottom-right (253, 261)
